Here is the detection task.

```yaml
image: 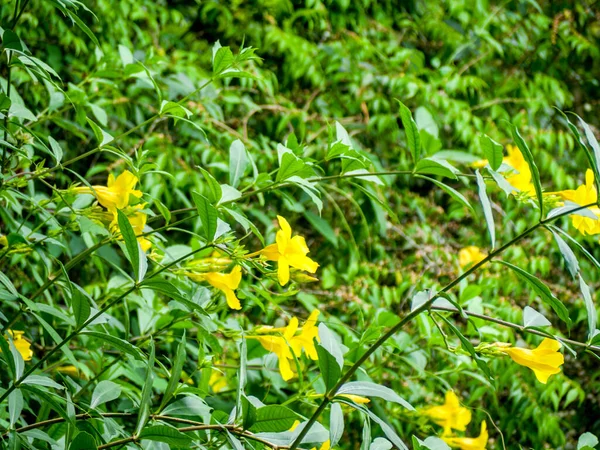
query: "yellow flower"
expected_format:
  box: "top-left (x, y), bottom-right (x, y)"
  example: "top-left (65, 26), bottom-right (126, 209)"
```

top-left (5, 330), bottom-right (33, 361)
top-left (472, 145), bottom-right (535, 196)
top-left (247, 311), bottom-right (321, 381)
top-left (338, 394), bottom-right (370, 404)
top-left (261, 216), bottom-right (319, 286)
top-left (550, 169), bottom-right (600, 236)
top-left (204, 266), bottom-right (243, 310)
top-left (289, 310), bottom-right (320, 361)
top-left (458, 246), bottom-right (487, 269)
top-left (421, 391), bottom-right (472, 434)
top-left (502, 145), bottom-right (535, 196)
top-left (209, 370), bottom-right (228, 393)
top-left (443, 421), bottom-right (488, 450)
top-left (500, 338), bottom-right (564, 384)
top-left (76, 171), bottom-right (142, 211)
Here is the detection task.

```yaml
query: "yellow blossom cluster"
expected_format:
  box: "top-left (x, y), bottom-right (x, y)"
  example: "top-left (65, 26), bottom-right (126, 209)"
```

top-left (246, 310), bottom-right (320, 381)
top-left (75, 171), bottom-right (151, 251)
top-left (421, 391), bottom-right (487, 450)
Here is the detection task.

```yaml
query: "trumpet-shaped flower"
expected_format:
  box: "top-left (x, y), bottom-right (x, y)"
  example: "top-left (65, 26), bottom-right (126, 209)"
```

top-left (76, 171), bottom-right (142, 211)
top-left (443, 421), bottom-right (488, 450)
top-left (204, 266), bottom-right (243, 310)
top-left (261, 216), bottom-right (319, 286)
top-left (421, 391), bottom-right (472, 434)
top-left (458, 246), bottom-right (487, 269)
top-left (501, 338), bottom-right (564, 384)
top-left (5, 330), bottom-right (33, 361)
top-left (550, 169), bottom-right (600, 235)
top-left (247, 311), bottom-right (320, 381)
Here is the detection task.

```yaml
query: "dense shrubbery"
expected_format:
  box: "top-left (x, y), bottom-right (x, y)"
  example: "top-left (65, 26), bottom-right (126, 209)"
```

top-left (1, 1), bottom-right (600, 449)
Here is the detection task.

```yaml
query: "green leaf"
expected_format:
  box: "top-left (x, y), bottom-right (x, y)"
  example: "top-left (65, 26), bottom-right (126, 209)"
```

top-left (497, 261), bottom-right (572, 327)
top-left (71, 288), bottom-right (90, 328)
top-left (69, 432), bottom-right (98, 450)
top-left (139, 425), bottom-right (192, 447)
top-left (0, 93), bottom-right (12, 112)
top-left (480, 134), bottom-right (503, 171)
top-left (116, 209), bottom-right (146, 283)
top-left (158, 331), bottom-right (187, 412)
top-left (414, 157), bottom-right (458, 179)
top-left (8, 389), bottom-right (23, 428)
top-left (318, 324), bottom-right (344, 369)
top-left (476, 170), bottom-right (495, 249)
top-left (336, 381), bottom-right (414, 411)
top-left (416, 176), bottom-right (475, 214)
top-left (161, 396), bottom-right (212, 417)
top-left (510, 124), bottom-right (543, 217)
top-left (277, 152), bottom-right (305, 182)
top-left (21, 385), bottom-right (73, 426)
top-left (2, 30), bottom-right (23, 51)
top-left (191, 191), bottom-right (218, 241)
top-left (47, 136), bottom-right (63, 164)
top-left (551, 229), bottom-right (580, 278)
top-left (81, 331), bottom-right (145, 360)
top-left (21, 375), bottom-right (65, 390)
top-left (397, 100), bottom-right (421, 163)
top-left (198, 167), bottom-right (222, 203)
top-left (136, 339), bottom-right (155, 435)
top-left (415, 106), bottom-right (439, 139)
top-left (229, 139), bottom-right (249, 188)
top-left (317, 343), bottom-right (341, 392)
top-left (579, 275), bottom-right (597, 341)
top-left (213, 46), bottom-right (234, 74)
top-left (523, 306), bottom-right (551, 328)
top-left (160, 100), bottom-right (192, 119)
top-left (578, 432), bottom-right (599, 450)
top-left (330, 402), bottom-right (344, 447)
top-left (249, 405), bottom-right (301, 433)
top-left (437, 315), bottom-right (493, 380)
top-left (90, 380), bottom-right (122, 409)
top-left (86, 117), bottom-right (113, 147)
top-left (241, 395), bottom-right (258, 430)
top-left (0, 334), bottom-right (16, 380)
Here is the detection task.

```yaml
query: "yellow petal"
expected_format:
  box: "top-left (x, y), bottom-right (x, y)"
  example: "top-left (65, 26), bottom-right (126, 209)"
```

top-left (278, 256), bottom-right (290, 286)
top-left (338, 394), bottom-right (370, 404)
top-left (443, 421), bottom-right (488, 450)
top-left (261, 243), bottom-right (280, 261)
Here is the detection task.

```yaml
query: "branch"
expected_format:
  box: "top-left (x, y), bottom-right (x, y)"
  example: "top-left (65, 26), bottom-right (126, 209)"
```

top-left (288, 201), bottom-right (599, 449)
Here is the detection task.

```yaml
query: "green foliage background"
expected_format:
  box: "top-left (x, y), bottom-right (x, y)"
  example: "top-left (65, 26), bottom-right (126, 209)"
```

top-left (1, 0), bottom-right (600, 449)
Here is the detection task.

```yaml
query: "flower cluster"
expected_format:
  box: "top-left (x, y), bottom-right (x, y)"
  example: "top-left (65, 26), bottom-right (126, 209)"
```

top-left (74, 171), bottom-right (151, 251)
top-left (421, 391), bottom-right (487, 449)
top-left (246, 310), bottom-right (320, 381)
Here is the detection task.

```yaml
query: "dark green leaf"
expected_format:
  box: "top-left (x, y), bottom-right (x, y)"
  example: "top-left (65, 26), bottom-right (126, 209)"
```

top-left (497, 261), bottom-right (572, 327)
top-left (191, 191), bottom-right (218, 241)
top-left (397, 100), bottom-right (421, 163)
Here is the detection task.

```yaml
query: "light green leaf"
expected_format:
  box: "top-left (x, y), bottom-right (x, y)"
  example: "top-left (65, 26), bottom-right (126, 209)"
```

top-left (158, 331), bottom-right (187, 413)
top-left (136, 339), bottom-right (155, 435)
top-left (91, 380), bottom-right (122, 409)
top-left (480, 135), bottom-right (503, 171)
top-left (249, 405), bottom-right (301, 433)
top-left (139, 425), bottom-right (192, 447)
top-left (511, 124), bottom-right (543, 217)
top-left (336, 381), bottom-right (414, 411)
top-left (116, 208), bottom-right (146, 282)
top-left (415, 157), bottom-right (458, 179)
top-left (523, 306), bottom-right (552, 328)
top-left (476, 170), bottom-right (495, 248)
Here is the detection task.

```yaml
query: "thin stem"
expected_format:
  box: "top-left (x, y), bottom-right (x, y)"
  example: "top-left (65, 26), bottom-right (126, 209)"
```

top-left (288, 201), bottom-right (598, 449)
top-left (7, 78), bottom-right (215, 183)
top-left (0, 244), bottom-right (213, 405)
top-left (430, 305), bottom-right (600, 353)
